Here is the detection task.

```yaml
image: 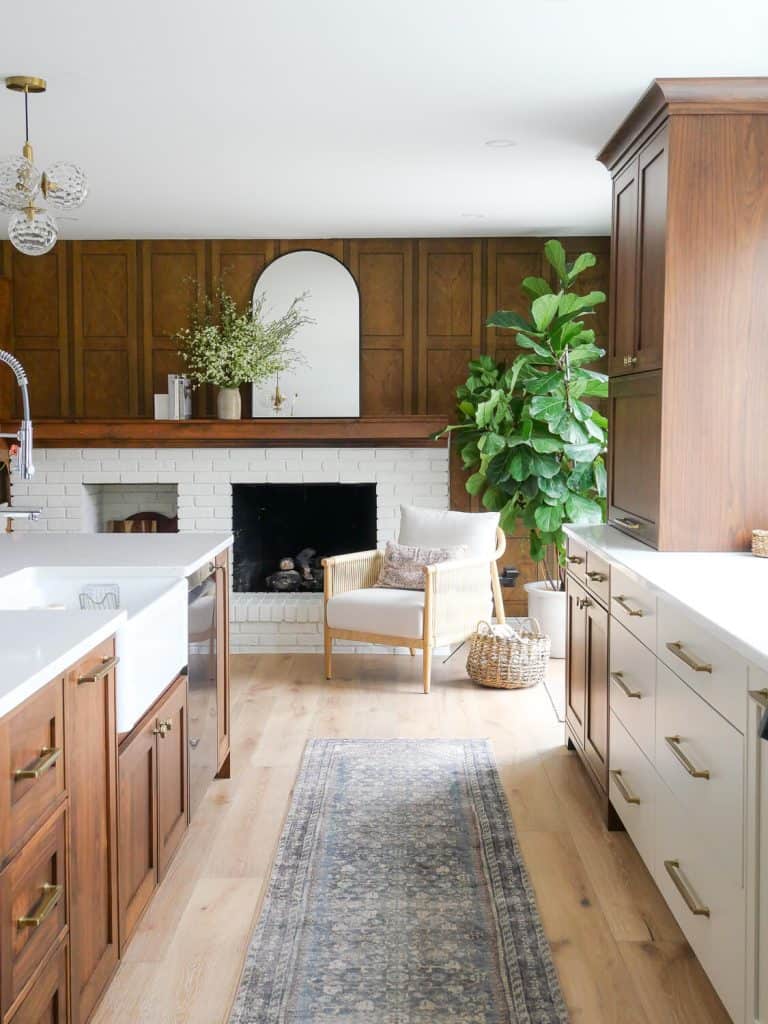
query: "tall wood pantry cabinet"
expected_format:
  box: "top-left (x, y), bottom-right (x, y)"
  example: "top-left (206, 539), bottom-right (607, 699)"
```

top-left (598, 78), bottom-right (768, 551)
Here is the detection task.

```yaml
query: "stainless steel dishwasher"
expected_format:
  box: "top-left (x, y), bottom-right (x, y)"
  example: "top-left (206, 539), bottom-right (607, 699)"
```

top-left (187, 561), bottom-right (219, 816)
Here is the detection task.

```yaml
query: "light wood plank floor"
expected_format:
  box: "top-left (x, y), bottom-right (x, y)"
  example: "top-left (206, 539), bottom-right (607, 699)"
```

top-left (93, 653), bottom-right (732, 1024)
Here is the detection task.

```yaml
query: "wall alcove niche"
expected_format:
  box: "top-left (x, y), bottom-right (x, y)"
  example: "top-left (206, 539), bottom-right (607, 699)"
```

top-left (251, 250), bottom-right (361, 417)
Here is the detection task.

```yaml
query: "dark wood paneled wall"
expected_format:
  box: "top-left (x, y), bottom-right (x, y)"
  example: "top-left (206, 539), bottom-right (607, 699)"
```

top-left (0, 236), bottom-right (608, 423)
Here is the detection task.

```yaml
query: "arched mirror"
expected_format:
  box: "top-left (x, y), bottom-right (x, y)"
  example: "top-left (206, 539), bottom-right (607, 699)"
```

top-left (251, 250), bottom-right (360, 417)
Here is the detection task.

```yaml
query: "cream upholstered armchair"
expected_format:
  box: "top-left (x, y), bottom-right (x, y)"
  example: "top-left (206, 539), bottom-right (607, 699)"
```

top-left (322, 507), bottom-right (506, 694)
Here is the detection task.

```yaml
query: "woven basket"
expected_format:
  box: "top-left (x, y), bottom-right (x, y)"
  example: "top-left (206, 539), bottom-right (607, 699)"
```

top-left (467, 618), bottom-right (551, 690)
top-left (753, 530), bottom-right (768, 558)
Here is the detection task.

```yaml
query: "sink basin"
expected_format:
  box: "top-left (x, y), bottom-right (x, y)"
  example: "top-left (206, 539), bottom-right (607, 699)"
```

top-left (0, 567), bottom-right (187, 733)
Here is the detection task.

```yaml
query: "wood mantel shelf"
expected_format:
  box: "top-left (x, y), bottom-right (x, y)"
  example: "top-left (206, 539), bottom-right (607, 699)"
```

top-left (14, 416), bottom-right (449, 448)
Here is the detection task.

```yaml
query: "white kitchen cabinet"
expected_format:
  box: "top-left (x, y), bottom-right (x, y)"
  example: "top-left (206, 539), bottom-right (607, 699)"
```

top-left (746, 668), bottom-right (768, 1024)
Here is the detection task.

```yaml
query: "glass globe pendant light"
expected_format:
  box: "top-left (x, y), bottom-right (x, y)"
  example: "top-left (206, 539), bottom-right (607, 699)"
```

top-left (0, 76), bottom-right (88, 256)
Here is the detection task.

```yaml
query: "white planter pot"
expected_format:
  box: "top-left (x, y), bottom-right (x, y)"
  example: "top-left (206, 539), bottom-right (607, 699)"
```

top-left (524, 581), bottom-right (566, 659)
top-left (217, 387), bottom-right (242, 420)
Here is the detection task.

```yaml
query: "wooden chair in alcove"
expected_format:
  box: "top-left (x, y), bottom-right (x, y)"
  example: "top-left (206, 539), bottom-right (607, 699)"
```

top-left (322, 506), bottom-right (506, 694)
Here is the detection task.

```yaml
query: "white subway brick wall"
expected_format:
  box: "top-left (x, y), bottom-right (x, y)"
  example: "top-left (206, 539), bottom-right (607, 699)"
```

top-left (11, 446), bottom-right (450, 653)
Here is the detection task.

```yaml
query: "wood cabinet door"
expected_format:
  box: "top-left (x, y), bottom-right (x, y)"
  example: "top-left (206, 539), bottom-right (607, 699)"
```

top-left (608, 371), bottom-right (662, 547)
top-left (6, 938), bottom-right (68, 1024)
top-left (117, 718), bottom-right (157, 952)
top-left (583, 597), bottom-right (610, 792)
top-left (65, 640), bottom-right (119, 1024)
top-left (565, 577), bottom-right (587, 748)
top-left (156, 677), bottom-right (188, 881)
top-left (635, 125), bottom-right (668, 373)
top-left (215, 551), bottom-right (231, 777)
top-left (608, 159), bottom-right (639, 375)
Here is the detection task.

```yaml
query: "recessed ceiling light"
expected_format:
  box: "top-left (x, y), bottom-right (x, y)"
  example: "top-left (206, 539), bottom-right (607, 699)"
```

top-left (485, 139), bottom-right (517, 148)
top-left (461, 212), bottom-right (487, 219)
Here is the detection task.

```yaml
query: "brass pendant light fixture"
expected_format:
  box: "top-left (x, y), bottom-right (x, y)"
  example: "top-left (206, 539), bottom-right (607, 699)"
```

top-left (0, 75), bottom-right (88, 256)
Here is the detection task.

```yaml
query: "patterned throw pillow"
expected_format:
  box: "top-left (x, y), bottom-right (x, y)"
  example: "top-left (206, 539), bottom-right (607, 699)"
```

top-left (374, 540), bottom-right (467, 591)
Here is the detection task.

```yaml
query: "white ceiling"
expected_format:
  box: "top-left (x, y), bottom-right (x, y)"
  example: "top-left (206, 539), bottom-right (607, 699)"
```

top-left (2, 0), bottom-right (768, 239)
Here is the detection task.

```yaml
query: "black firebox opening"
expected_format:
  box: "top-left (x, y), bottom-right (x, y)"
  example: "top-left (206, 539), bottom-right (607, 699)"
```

top-left (232, 483), bottom-right (377, 593)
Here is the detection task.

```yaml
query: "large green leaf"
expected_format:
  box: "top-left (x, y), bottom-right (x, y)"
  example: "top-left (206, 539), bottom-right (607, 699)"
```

top-left (467, 354), bottom-right (497, 373)
top-left (568, 343), bottom-right (605, 366)
top-left (529, 451), bottom-right (561, 479)
top-left (580, 377), bottom-right (608, 398)
top-left (529, 528), bottom-right (545, 562)
top-left (567, 462), bottom-right (594, 492)
top-left (460, 439), bottom-right (480, 468)
top-left (567, 252), bottom-right (596, 282)
top-left (564, 441), bottom-right (603, 463)
top-left (531, 293), bottom-right (561, 332)
top-left (476, 390), bottom-right (502, 427)
top-left (500, 500), bottom-right (520, 534)
top-left (530, 435), bottom-right (562, 454)
top-left (521, 276), bottom-right (553, 300)
top-left (584, 417), bottom-right (606, 442)
top-left (530, 393), bottom-right (566, 423)
top-left (571, 398), bottom-right (597, 423)
top-left (593, 457), bottom-right (607, 498)
top-left (466, 472), bottom-right (485, 496)
top-left (544, 239), bottom-right (568, 283)
top-left (538, 473), bottom-right (569, 501)
top-left (486, 452), bottom-right (511, 485)
top-left (553, 412), bottom-right (589, 445)
top-left (478, 431), bottom-right (506, 458)
top-left (482, 486), bottom-right (508, 512)
top-left (535, 503), bottom-right (564, 532)
top-left (522, 368), bottom-right (564, 395)
top-left (508, 448), bottom-right (533, 481)
top-left (486, 310), bottom-right (534, 332)
top-left (565, 493), bottom-right (603, 524)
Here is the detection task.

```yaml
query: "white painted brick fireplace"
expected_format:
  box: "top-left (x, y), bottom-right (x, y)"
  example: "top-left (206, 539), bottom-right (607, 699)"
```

top-left (10, 445), bottom-right (451, 653)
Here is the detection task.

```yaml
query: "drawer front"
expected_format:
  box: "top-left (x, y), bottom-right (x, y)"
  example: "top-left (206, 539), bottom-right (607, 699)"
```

top-left (655, 776), bottom-right (745, 1024)
top-left (608, 711), bottom-right (656, 867)
top-left (566, 537), bottom-right (587, 584)
top-left (658, 598), bottom-right (747, 732)
top-left (656, 662), bottom-right (744, 887)
top-left (6, 937), bottom-right (68, 1024)
top-left (584, 549), bottom-right (610, 606)
top-left (609, 619), bottom-right (656, 760)
top-left (0, 805), bottom-right (68, 1015)
top-left (0, 679), bottom-right (66, 865)
top-left (609, 564), bottom-right (656, 649)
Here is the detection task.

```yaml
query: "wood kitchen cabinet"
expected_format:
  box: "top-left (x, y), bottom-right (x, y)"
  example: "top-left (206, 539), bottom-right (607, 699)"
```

top-left (565, 563), bottom-right (610, 800)
top-left (6, 938), bottom-right (68, 1024)
top-left (117, 673), bottom-right (188, 951)
top-left (599, 79), bottom-right (768, 550)
top-left (65, 638), bottom-right (119, 1024)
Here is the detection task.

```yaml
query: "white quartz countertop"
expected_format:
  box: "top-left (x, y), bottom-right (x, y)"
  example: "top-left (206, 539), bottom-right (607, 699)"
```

top-left (0, 532), bottom-right (232, 581)
top-left (565, 524), bottom-right (768, 672)
top-left (0, 608), bottom-right (126, 718)
top-left (0, 532), bottom-right (232, 719)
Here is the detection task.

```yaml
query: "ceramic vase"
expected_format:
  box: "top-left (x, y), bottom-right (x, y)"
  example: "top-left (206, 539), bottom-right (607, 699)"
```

top-left (217, 387), bottom-right (242, 420)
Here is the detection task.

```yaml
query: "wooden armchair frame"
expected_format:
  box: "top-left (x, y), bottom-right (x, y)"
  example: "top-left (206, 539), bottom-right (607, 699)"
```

top-left (322, 527), bottom-right (506, 694)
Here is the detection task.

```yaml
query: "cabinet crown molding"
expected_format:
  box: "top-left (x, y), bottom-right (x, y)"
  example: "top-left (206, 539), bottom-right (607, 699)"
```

top-left (598, 76), bottom-right (768, 171)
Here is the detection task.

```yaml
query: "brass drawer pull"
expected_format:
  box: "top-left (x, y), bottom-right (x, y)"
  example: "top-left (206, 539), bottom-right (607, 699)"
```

top-left (17, 883), bottom-right (63, 928)
top-left (666, 641), bottom-right (712, 674)
top-left (586, 570), bottom-right (607, 583)
top-left (664, 860), bottom-right (710, 917)
top-left (567, 555), bottom-right (584, 565)
top-left (613, 594), bottom-right (644, 617)
top-left (13, 746), bottom-right (61, 781)
top-left (153, 721), bottom-right (169, 738)
top-left (749, 688), bottom-right (768, 709)
top-left (665, 735), bottom-right (710, 779)
top-left (610, 769), bottom-right (641, 805)
top-left (77, 655), bottom-right (119, 685)
top-left (618, 516), bottom-right (641, 530)
top-left (611, 671), bottom-right (641, 699)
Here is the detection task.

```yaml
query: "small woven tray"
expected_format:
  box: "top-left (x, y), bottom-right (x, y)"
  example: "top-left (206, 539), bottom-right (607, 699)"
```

top-left (467, 618), bottom-right (550, 690)
top-left (753, 530), bottom-right (768, 558)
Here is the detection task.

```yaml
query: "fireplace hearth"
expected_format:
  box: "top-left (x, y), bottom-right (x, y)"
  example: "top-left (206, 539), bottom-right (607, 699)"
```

top-left (232, 483), bottom-right (377, 593)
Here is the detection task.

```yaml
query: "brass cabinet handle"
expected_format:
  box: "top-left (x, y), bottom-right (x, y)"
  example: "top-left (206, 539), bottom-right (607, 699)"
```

top-left (664, 860), bottom-right (710, 917)
top-left (78, 655), bottom-right (119, 685)
top-left (17, 883), bottom-right (63, 928)
top-left (664, 735), bottom-right (710, 779)
top-left (577, 596), bottom-right (593, 610)
top-left (610, 769), bottom-right (641, 805)
top-left (622, 355), bottom-right (639, 367)
top-left (586, 570), bottom-right (607, 583)
top-left (665, 641), bottom-right (712, 674)
top-left (613, 594), bottom-right (644, 617)
top-left (618, 516), bottom-right (641, 530)
top-left (611, 671), bottom-right (641, 699)
top-left (161, 718), bottom-right (173, 732)
top-left (567, 555), bottom-right (584, 565)
top-left (749, 688), bottom-right (768, 709)
top-left (13, 746), bottom-right (61, 781)
top-left (153, 721), bottom-right (168, 738)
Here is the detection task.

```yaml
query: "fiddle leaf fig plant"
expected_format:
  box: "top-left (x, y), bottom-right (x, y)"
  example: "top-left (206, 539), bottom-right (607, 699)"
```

top-left (436, 239), bottom-right (608, 589)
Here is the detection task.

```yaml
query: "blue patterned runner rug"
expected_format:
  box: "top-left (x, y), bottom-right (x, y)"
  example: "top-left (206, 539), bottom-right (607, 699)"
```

top-left (230, 738), bottom-right (568, 1023)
